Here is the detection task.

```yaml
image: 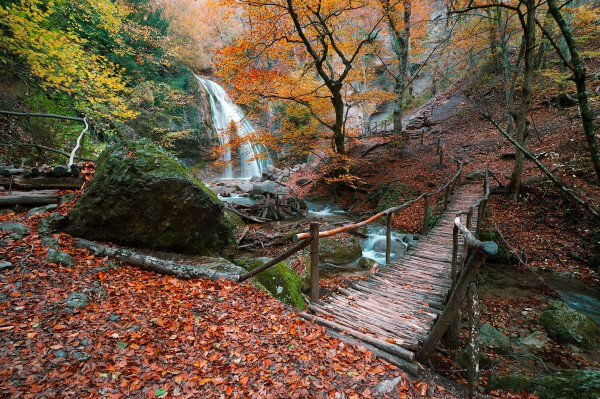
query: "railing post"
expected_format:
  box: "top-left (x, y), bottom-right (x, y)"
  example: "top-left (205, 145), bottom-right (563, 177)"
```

top-left (466, 282), bottom-right (481, 398)
top-left (466, 208), bottom-right (473, 231)
top-left (445, 224), bottom-right (461, 344)
top-left (386, 212), bottom-right (393, 266)
top-left (439, 144), bottom-right (444, 165)
top-left (421, 194), bottom-right (430, 235)
top-left (475, 200), bottom-right (486, 239)
top-left (444, 186), bottom-right (450, 210)
top-left (417, 241), bottom-right (497, 363)
top-left (420, 130), bottom-right (424, 145)
top-left (310, 222), bottom-right (320, 303)
top-left (436, 137), bottom-right (440, 154)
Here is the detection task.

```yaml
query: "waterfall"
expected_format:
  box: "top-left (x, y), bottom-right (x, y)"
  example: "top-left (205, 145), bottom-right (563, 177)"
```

top-left (196, 75), bottom-right (272, 179)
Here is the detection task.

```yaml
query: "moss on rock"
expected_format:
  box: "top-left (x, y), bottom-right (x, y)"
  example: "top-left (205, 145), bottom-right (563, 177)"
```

top-left (486, 370), bottom-right (600, 399)
top-left (539, 301), bottom-right (600, 348)
top-left (64, 140), bottom-right (237, 258)
top-left (248, 257), bottom-right (305, 310)
top-left (319, 236), bottom-right (362, 265)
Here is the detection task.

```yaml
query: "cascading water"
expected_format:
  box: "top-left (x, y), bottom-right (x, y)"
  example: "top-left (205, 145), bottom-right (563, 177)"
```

top-left (196, 75), bottom-right (272, 179)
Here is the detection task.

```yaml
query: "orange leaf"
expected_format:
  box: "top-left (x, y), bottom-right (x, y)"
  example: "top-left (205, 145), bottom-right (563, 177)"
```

top-left (53, 324), bottom-right (66, 330)
top-left (199, 378), bottom-right (211, 386)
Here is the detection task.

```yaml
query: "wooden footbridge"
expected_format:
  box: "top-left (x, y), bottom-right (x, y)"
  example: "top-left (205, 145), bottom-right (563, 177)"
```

top-left (239, 163), bottom-right (497, 383)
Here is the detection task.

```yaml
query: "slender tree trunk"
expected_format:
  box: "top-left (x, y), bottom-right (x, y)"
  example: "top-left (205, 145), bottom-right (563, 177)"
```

top-left (509, 1), bottom-right (536, 200)
top-left (384, 0), bottom-right (411, 136)
top-left (535, 11), bottom-right (552, 69)
top-left (498, 7), bottom-right (515, 137)
top-left (547, 0), bottom-right (600, 185)
top-left (331, 90), bottom-right (346, 154)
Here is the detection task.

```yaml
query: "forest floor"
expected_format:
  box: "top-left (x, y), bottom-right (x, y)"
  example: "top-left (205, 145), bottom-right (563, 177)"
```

top-left (1, 75), bottom-right (600, 398)
top-left (281, 72), bottom-right (600, 394)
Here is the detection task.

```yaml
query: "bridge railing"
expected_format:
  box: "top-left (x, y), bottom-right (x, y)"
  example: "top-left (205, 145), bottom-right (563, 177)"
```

top-left (239, 160), bottom-right (465, 303)
top-left (417, 164), bottom-right (497, 398)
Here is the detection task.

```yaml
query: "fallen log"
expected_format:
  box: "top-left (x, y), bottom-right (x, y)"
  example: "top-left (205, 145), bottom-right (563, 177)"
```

top-left (326, 330), bottom-right (421, 376)
top-left (73, 239), bottom-right (239, 281)
top-left (300, 312), bottom-right (416, 362)
top-left (0, 176), bottom-right (85, 190)
top-left (0, 193), bottom-right (60, 206)
top-left (226, 205), bottom-right (268, 224)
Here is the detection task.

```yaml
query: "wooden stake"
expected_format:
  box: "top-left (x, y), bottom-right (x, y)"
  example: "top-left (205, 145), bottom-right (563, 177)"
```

top-left (466, 282), bottom-right (481, 398)
top-left (310, 222), bottom-right (320, 303)
top-left (421, 195), bottom-right (430, 235)
top-left (445, 224), bottom-right (461, 344)
top-left (417, 241), bottom-right (497, 362)
top-left (386, 214), bottom-right (393, 266)
top-left (444, 186), bottom-right (450, 210)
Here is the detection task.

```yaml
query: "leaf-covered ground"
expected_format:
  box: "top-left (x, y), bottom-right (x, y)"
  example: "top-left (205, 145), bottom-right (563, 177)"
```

top-left (0, 202), bottom-right (467, 398)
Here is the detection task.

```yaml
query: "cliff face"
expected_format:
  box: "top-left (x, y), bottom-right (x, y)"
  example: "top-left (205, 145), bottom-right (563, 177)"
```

top-left (166, 73), bottom-right (218, 167)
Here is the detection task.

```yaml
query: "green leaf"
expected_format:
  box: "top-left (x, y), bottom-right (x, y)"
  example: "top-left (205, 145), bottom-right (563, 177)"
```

top-left (155, 388), bottom-right (166, 396)
top-left (117, 341), bottom-right (128, 348)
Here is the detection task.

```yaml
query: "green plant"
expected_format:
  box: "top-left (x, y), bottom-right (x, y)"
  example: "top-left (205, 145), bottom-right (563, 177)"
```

top-left (375, 183), bottom-right (418, 212)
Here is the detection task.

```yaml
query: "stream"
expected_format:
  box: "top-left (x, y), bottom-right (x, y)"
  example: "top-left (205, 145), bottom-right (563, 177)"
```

top-left (226, 194), bottom-right (600, 327)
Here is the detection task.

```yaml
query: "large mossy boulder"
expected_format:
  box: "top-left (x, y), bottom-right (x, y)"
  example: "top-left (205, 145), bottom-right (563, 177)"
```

top-left (539, 301), bottom-right (600, 348)
top-left (486, 369), bottom-right (600, 399)
top-left (64, 140), bottom-right (237, 258)
top-left (319, 236), bottom-right (362, 265)
top-left (248, 258), bottom-right (305, 310)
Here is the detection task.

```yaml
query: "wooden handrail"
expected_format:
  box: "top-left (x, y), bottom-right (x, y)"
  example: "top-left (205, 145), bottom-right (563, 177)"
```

top-left (292, 162), bottom-right (465, 242)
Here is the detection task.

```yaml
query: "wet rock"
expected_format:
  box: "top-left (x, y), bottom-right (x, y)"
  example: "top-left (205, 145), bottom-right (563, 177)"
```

top-left (319, 236), bottom-right (362, 265)
top-left (486, 369), bottom-right (600, 399)
top-left (59, 193), bottom-right (76, 204)
top-left (54, 350), bottom-right (67, 358)
top-left (41, 236), bottom-right (59, 248)
top-left (376, 376), bottom-right (403, 394)
top-left (0, 222), bottom-right (30, 239)
top-left (539, 301), bottom-right (600, 348)
top-left (0, 261), bottom-right (13, 271)
top-left (88, 281), bottom-right (108, 301)
top-left (27, 204), bottom-right (58, 217)
top-left (250, 181), bottom-right (277, 196)
top-left (372, 238), bottom-right (406, 256)
top-left (247, 257), bottom-right (305, 309)
top-left (358, 257), bottom-right (378, 270)
top-left (63, 139), bottom-right (237, 258)
top-left (236, 182), bottom-right (254, 192)
top-left (109, 313), bottom-right (121, 322)
top-left (520, 331), bottom-right (549, 351)
top-left (480, 322), bottom-right (510, 350)
top-left (46, 248), bottom-right (75, 267)
top-left (296, 178), bottom-right (311, 186)
top-left (71, 351), bottom-right (92, 362)
top-left (38, 212), bottom-right (67, 236)
top-left (66, 292), bottom-right (90, 309)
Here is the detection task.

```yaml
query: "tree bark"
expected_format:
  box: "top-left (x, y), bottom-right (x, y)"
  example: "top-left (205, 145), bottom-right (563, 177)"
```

top-left (74, 239), bottom-right (240, 281)
top-left (509, 0), bottom-right (536, 200)
top-left (0, 176), bottom-right (85, 190)
top-left (383, 0), bottom-right (411, 136)
top-left (546, 0), bottom-right (600, 186)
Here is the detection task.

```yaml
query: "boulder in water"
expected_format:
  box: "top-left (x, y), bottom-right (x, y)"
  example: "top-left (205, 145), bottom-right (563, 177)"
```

top-left (319, 236), bottom-right (363, 265)
top-left (63, 140), bottom-right (237, 258)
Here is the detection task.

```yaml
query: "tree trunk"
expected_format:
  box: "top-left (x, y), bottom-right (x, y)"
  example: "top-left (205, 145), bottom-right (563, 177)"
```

top-left (385, 0), bottom-right (411, 136)
top-left (509, 1), bottom-right (536, 200)
top-left (331, 90), bottom-right (346, 154)
top-left (547, 0), bottom-right (600, 186)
